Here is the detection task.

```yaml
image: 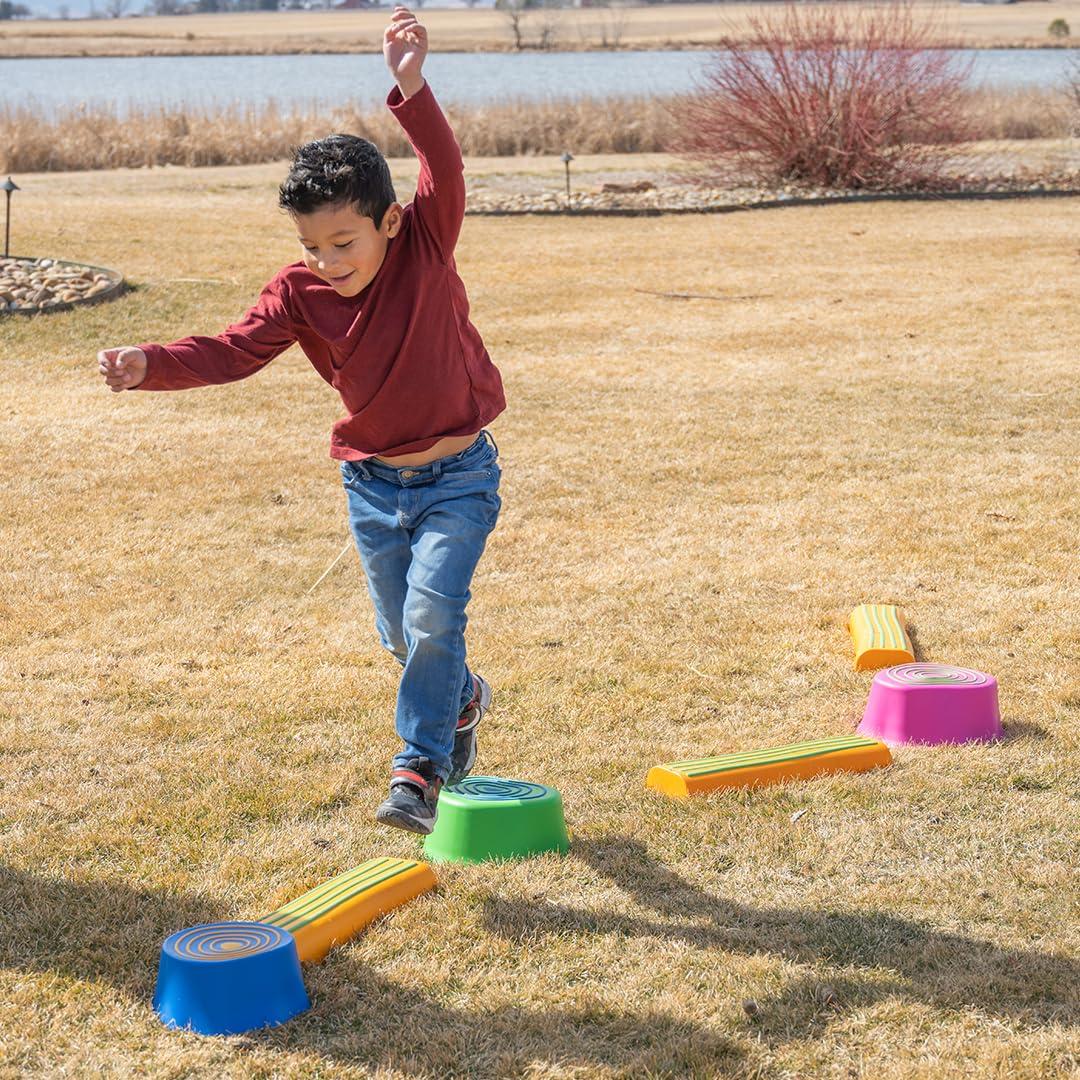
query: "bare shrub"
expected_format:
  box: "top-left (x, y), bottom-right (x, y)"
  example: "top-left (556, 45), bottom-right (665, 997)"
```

top-left (1069, 55), bottom-right (1080, 137)
top-left (1047, 18), bottom-right (1070, 41)
top-left (669, 1), bottom-right (974, 191)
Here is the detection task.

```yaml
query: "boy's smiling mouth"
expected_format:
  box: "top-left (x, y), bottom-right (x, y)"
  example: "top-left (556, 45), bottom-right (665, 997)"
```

top-left (328, 270), bottom-right (355, 284)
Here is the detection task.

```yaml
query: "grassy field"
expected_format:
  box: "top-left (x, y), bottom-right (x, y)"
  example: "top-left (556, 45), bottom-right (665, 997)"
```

top-left (0, 158), bottom-right (1077, 1077)
top-left (3, 0), bottom-right (1080, 56)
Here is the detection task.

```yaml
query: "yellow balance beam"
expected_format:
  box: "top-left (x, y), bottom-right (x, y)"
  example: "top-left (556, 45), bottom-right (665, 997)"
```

top-left (848, 604), bottom-right (914, 671)
top-left (262, 858), bottom-right (437, 963)
top-left (646, 735), bottom-right (892, 799)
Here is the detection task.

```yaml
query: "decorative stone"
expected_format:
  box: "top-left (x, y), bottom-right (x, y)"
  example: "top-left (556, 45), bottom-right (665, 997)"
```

top-left (0, 256), bottom-right (125, 316)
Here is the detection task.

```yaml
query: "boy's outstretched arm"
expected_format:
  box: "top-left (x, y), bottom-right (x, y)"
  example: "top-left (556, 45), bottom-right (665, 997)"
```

top-left (384, 6), bottom-right (466, 259)
top-left (97, 277), bottom-right (297, 392)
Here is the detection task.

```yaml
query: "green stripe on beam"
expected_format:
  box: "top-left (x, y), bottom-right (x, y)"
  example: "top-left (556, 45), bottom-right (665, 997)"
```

top-left (267, 858), bottom-right (400, 915)
top-left (668, 736), bottom-right (876, 771)
top-left (678, 742), bottom-right (879, 778)
top-left (265, 861), bottom-right (416, 931)
top-left (266, 861), bottom-right (411, 921)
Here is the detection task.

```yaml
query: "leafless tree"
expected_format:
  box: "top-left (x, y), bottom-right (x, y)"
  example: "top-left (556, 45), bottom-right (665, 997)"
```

top-left (498, 0), bottom-right (528, 51)
top-left (535, 9), bottom-right (559, 51)
top-left (497, 0), bottom-right (562, 52)
top-left (597, 5), bottom-right (627, 49)
top-left (577, 1), bottom-right (627, 49)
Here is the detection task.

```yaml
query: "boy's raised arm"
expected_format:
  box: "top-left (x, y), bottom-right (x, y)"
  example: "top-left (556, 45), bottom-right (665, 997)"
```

top-left (384, 6), bottom-right (465, 259)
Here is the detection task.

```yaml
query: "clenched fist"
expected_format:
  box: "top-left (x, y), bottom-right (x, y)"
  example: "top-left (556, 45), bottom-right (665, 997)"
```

top-left (98, 346), bottom-right (147, 392)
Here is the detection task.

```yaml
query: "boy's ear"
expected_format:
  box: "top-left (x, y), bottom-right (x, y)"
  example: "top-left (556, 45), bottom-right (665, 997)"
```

top-left (383, 203), bottom-right (404, 238)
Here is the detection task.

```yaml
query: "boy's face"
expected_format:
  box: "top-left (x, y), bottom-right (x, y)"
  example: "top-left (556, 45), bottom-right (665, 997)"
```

top-left (292, 200), bottom-right (403, 297)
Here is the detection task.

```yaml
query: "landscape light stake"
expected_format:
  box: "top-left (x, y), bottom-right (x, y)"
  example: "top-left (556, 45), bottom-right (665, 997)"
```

top-left (2, 177), bottom-right (18, 258)
top-left (561, 151), bottom-right (574, 210)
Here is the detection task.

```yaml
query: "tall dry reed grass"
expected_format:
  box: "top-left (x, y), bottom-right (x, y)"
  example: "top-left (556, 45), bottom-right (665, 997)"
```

top-left (2, 87), bottom-right (1074, 174)
top-left (960, 85), bottom-right (1078, 140)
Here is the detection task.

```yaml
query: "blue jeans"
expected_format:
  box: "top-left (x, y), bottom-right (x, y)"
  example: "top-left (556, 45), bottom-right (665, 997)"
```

top-left (340, 430), bottom-right (502, 782)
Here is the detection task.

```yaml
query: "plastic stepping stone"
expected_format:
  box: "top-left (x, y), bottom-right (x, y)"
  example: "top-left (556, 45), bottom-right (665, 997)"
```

top-left (154, 921), bottom-right (309, 1035)
top-left (262, 858), bottom-right (437, 963)
top-left (423, 777), bottom-right (570, 863)
top-left (849, 604), bottom-right (915, 671)
top-left (646, 735), bottom-right (892, 799)
top-left (858, 662), bottom-right (1002, 745)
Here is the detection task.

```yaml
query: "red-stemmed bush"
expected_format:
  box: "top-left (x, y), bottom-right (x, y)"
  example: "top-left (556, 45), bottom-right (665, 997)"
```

top-left (1069, 55), bottom-right (1080, 136)
top-left (670, 2), bottom-right (974, 191)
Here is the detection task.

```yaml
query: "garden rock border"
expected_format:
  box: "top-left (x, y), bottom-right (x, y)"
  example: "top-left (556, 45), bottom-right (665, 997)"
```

top-left (465, 184), bottom-right (1080, 217)
top-left (1, 257), bottom-right (126, 317)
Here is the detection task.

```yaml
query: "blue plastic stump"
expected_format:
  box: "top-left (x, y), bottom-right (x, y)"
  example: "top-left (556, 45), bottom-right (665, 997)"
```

top-left (153, 921), bottom-right (309, 1035)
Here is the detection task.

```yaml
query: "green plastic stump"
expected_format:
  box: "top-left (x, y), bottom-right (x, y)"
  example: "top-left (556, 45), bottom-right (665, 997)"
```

top-left (424, 777), bottom-right (570, 863)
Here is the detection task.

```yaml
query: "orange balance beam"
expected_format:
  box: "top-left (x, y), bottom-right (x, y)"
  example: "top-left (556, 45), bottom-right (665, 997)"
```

top-left (849, 604), bottom-right (914, 671)
top-left (262, 858), bottom-right (437, 963)
top-left (646, 735), bottom-right (892, 799)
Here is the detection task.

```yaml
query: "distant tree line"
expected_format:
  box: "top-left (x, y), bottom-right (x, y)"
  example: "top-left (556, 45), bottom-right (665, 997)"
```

top-left (86, 0), bottom-right (355, 14)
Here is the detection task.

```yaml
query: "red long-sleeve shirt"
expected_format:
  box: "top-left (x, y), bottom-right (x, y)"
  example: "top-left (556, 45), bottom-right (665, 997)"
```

top-left (135, 82), bottom-right (506, 461)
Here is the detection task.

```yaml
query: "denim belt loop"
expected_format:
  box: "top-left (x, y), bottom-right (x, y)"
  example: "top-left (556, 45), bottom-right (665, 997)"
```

top-left (483, 429), bottom-right (499, 457)
top-left (430, 457), bottom-right (445, 480)
top-left (355, 460), bottom-right (373, 480)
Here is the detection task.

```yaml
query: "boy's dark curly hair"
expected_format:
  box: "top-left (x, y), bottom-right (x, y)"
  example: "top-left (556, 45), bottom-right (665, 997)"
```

top-left (278, 133), bottom-right (397, 227)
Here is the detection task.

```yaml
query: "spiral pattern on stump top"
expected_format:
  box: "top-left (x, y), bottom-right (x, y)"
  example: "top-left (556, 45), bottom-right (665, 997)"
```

top-left (882, 663), bottom-right (989, 687)
top-left (449, 777), bottom-right (549, 801)
top-left (168, 922), bottom-right (288, 962)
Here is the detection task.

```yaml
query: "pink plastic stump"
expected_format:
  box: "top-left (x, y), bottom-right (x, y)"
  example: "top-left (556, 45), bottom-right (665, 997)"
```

top-left (858, 663), bottom-right (1002, 746)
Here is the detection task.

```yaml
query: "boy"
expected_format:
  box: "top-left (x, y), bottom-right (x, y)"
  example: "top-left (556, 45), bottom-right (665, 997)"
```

top-left (96, 6), bottom-right (506, 835)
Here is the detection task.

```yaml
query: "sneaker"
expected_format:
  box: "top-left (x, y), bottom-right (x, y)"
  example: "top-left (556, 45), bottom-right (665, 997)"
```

top-left (448, 673), bottom-right (492, 787)
top-left (375, 757), bottom-right (443, 835)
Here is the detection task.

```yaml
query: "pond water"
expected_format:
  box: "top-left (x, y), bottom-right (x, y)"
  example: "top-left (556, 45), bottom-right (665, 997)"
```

top-left (4, 48), bottom-right (1077, 117)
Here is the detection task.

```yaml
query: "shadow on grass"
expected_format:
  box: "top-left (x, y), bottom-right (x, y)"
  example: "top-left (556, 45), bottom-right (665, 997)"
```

top-left (0, 864), bottom-right (745, 1076)
top-left (1001, 719), bottom-right (1051, 742)
top-left (0, 864), bottom-right (226, 999)
top-left (261, 955), bottom-right (745, 1076)
top-left (480, 837), bottom-right (1078, 1037)
top-left (905, 621), bottom-right (925, 662)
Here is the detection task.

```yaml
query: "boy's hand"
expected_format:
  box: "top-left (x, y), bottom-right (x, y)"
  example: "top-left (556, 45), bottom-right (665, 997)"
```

top-left (98, 346), bottom-right (147, 392)
top-left (384, 5), bottom-right (427, 98)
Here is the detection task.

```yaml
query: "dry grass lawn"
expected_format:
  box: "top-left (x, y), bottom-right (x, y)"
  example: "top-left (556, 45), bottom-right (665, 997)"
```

top-left (0, 157), bottom-right (1078, 1078)
top-left (4, 0), bottom-right (1080, 55)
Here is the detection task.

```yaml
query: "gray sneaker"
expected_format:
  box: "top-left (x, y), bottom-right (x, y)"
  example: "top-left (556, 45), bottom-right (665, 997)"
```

top-left (448, 673), bottom-right (492, 786)
top-left (375, 757), bottom-right (443, 835)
